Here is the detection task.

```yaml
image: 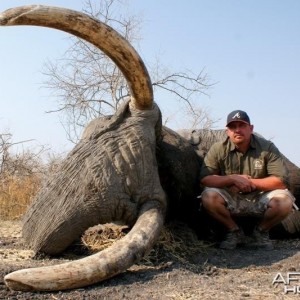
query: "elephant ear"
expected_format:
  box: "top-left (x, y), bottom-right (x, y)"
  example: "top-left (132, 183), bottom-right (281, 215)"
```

top-left (0, 5), bottom-right (153, 110)
top-left (1, 5), bottom-right (165, 292)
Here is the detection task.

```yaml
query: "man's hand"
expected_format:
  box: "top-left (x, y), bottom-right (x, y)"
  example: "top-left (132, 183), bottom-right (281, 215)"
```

top-left (201, 173), bottom-right (258, 192)
top-left (229, 174), bottom-right (256, 193)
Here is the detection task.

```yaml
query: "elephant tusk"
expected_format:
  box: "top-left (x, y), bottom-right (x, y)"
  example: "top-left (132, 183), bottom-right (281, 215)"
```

top-left (4, 200), bottom-right (164, 291)
top-left (1, 5), bottom-right (164, 292)
top-left (0, 5), bottom-right (153, 110)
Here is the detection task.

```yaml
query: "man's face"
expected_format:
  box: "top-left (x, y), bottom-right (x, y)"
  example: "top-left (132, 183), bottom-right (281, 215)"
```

top-left (226, 121), bottom-right (253, 145)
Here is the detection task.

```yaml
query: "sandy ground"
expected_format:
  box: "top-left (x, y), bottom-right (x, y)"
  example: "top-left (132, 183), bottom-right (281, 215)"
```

top-left (1, 220), bottom-right (300, 299)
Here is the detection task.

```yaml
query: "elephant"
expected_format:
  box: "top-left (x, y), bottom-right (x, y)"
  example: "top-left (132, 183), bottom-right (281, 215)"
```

top-left (1, 5), bottom-right (300, 293)
top-left (0, 5), bottom-right (201, 292)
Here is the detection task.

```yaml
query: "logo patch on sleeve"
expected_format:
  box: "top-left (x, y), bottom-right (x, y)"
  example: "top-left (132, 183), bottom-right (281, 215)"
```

top-left (254, 159), bottom-right (263, 170)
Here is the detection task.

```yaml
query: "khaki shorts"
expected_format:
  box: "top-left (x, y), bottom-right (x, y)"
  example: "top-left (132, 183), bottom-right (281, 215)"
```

top-left (200, 188), bottom-right (297, 217)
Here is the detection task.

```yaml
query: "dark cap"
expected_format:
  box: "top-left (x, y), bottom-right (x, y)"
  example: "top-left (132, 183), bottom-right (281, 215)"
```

top-left (226, 110), bottom-right (250, 126)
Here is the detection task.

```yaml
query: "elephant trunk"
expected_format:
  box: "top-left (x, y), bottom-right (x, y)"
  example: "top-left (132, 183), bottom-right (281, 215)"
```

top-left (0, 5), bottom-right (153, 110)
top-left (4, 200), bottom-right (164, 291)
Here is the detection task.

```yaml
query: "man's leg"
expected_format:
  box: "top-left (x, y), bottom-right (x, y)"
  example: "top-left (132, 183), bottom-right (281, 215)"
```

top-left (259, 195), bottom-right (293, 231)
top-left (201, 190), bottom-right (238, 230)
top-left (252, 193), bottom-right (293, 250)
top-left (201, 189), bottom-right (244, 249)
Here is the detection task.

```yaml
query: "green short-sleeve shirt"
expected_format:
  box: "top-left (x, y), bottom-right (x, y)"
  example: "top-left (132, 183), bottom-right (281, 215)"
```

top-left (199, 134), bottom-right (289, 186)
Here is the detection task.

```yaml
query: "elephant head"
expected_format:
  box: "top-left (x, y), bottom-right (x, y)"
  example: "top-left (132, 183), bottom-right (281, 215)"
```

top-left (0, 5), bottom-right (170, 291)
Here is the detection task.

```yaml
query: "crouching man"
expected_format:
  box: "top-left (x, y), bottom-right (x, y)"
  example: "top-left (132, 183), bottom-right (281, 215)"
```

top-left (199, 110), bottom-right (296, 250)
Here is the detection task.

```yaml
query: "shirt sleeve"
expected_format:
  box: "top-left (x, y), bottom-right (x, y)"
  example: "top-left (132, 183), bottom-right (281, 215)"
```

top-left (199, 143), bottom-right (221, 179)
top-left (266, 143), bottom-right (290, 187)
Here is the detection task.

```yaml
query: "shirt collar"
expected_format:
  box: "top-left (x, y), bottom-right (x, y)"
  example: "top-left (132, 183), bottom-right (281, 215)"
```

top-left (226, 134), bottom-right (256, 152)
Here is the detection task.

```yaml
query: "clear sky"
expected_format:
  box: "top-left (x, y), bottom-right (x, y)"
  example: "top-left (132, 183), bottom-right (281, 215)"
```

top-left (0, 1), bottom-right (299, 166)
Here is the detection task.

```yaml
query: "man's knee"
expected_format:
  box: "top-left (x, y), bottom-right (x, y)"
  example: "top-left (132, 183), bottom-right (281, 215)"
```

top-left (201, 190), bottom-right (226, 210)
top-left (268, 195), bottom-right (293, 213)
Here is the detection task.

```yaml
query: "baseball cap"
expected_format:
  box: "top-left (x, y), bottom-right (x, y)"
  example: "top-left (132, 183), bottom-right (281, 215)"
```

top-left (226, 110), bottom-right (251, 126)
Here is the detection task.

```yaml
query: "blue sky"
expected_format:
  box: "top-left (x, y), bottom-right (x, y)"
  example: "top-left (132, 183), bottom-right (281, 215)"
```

top-left (0, 1), bottom-right (299, 166)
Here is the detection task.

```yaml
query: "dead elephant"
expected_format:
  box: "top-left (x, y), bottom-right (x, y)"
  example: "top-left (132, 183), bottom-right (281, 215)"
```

top-left (0, 5), bottom-right (200, 292)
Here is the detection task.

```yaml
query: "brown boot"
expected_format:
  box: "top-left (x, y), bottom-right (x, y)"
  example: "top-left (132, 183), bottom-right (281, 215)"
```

top-left (250, 227), bottom-right (273, 250)
top-left (220, 228), bottom-right (245, 250)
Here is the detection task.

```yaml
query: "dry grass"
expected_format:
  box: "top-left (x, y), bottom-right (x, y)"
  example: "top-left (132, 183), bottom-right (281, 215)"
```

top-left (0, 175), bottom-right (41, 221)
top-left (82, 222), bottom-right (213, 268)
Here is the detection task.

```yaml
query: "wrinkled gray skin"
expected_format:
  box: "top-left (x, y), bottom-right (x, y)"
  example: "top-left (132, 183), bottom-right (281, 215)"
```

top-left (23, 100), bottom-right (165, 254)
top-left (178, 128), bottom-right (228, 157)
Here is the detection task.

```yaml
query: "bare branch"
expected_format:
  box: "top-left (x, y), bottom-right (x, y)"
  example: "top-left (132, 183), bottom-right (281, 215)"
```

top-left (42, 0), bottom-right (215, 142)
top-left (0, 131), bottom-right (48, 178)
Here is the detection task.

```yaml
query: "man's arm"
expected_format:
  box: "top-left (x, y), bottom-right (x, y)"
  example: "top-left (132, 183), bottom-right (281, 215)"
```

top-left (250, 176), bottom-right (287, 191)
top-left (201, 174), bottom-right (256, 193)
top-left (201, 174), bottom-right (286, 193)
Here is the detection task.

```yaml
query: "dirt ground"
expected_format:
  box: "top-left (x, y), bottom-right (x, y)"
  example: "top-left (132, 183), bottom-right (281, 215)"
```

top-left (1, 221), bottom-right (300, 299)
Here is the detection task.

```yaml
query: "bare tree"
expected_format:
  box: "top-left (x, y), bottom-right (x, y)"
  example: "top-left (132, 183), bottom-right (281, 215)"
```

top-left (0, 131), bottom-right (49, 220)
top-left (0, 133), bottom-right (11, 175)
top-left (0, 132), bottom-right (46, 177)
top-left (43, 0), bottom-right (214, 142)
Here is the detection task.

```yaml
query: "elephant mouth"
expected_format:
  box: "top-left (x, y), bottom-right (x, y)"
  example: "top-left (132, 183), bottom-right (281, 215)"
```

top-left (0, 5), bottom-right (165, 291)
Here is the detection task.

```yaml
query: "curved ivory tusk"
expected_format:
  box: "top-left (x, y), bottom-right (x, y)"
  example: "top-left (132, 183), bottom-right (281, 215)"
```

top-left (0, 5), bottom-right (153, 110)
top-left (4, 201), bottom-right (164, 291)
top-left (1, 5), bottom-right (161, 292)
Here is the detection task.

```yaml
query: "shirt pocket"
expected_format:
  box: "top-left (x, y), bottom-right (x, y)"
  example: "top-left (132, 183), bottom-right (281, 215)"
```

top-left (220, 160), bottom-right (239, 175)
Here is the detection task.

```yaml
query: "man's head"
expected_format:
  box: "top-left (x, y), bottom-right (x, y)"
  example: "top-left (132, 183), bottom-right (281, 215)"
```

top-left (226, 110), bottom-right (250, 127)
top-left (226, 110), bottom-right (253, 151)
